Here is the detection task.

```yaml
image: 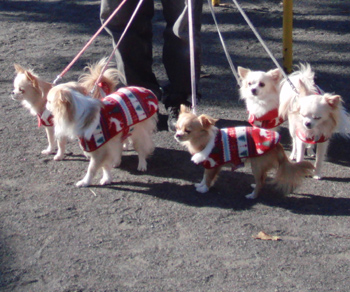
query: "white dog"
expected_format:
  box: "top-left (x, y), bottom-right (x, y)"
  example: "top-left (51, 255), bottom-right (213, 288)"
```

top-left (279, 63), bottom-right (350, 179)
top-left (238, 66), bottom-right (284, 129)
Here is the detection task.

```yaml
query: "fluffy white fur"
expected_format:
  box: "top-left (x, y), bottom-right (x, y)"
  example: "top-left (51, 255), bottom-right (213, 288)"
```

top-left (175, 105), bottom-right (314, 199)
top-left (78, 57), bottom-right (124, 99)
top-left (238, 66), bottom-right (283, 121)
top-left (47, 82), bottom-right (157, 187)
top-left (11, 64), bottom-right (66, 160)
top-left (279, 63), bottom-right (350, 179)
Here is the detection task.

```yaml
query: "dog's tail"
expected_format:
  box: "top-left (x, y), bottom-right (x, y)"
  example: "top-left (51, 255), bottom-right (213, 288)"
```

top-left (273, 143), bottom-right (314, 194)
top-left (336, 105), bottom-right (350, 138)
top-left (78, 57), bottom-right (125, 99)
top-left (279, 63), bottom-right (317, 119)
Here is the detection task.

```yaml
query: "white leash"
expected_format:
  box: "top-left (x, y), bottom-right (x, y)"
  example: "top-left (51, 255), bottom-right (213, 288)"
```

top-left (207, 0), bottom-right (241, 87)
top-left (209, 0), bottom-right (299, 95)
top-left (230, 0), bottom-right (299, 94)
top-left (188, 0), bottom-right (198, 114)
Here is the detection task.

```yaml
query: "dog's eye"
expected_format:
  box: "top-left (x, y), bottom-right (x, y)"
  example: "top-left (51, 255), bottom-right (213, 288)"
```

top-left (259, 82), bottom-right (265, 87)
top-left (313, 116), bottom-right (321, 120)
top-left (185, 129), bottom-right (191, 134)
top-left (19, 88), bottom-right (25, 93)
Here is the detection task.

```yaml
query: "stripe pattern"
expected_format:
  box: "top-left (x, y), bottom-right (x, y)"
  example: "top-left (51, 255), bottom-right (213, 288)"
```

top-left (79, 86), bottom-right (158, 152)
top-left (202, 126), bottom-right (280, 169)
top-left (37, 108), bottom-right (54, 127)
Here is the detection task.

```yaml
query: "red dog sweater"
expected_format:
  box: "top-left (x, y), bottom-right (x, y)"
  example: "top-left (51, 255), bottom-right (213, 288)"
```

top-left (37, 108), bottom-right (54, 127)
top-left (248, 108), bottom-right (285, 129)
top-left (79, 86), bottom-right (158, 152)
top-left (201, 126), bottom-right (280, 169)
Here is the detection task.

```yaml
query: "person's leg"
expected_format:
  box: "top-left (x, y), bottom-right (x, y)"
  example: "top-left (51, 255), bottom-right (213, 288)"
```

top-left (161, 0), bottom-right (204, 131)
top-left (100, 0), bottom-right (161, 98)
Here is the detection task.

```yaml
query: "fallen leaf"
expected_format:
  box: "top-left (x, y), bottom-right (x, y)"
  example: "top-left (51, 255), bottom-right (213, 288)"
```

top-left (254, 231), bottom-right (281, 241)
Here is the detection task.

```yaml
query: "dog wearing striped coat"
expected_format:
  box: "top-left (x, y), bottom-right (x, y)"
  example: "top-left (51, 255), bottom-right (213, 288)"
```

top-left (175, 106), bottom-right (313, 199)
top-left (47, 82), bottom-right (158, 187)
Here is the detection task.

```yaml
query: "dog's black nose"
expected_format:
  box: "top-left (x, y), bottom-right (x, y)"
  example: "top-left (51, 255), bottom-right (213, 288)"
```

top-left (251, 88), bottom-right (257, 96)
top-left (305, 122), bottom-right (312, 129)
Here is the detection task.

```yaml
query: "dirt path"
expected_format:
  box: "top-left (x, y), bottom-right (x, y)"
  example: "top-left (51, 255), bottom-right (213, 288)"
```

top-left (1, 0), bottom-right (350, 291)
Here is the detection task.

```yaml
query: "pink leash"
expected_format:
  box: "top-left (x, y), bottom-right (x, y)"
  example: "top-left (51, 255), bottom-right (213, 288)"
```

top-left (53, 0), bottom-right (128, 84)
top-left (188, 0), bottom-right (197, 114)
top-left (92, 0), bottom-right (145, 94)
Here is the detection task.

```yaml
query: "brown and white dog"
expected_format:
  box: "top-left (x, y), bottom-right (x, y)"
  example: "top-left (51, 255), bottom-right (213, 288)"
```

top-left (175, 106), bottom-right (314, 199)
top-left (11, 59), bottom-right (122, 160)
top-left (11, 64), bottom-right (66, 160)
top-left (47, 82), bottom-right (158, 187)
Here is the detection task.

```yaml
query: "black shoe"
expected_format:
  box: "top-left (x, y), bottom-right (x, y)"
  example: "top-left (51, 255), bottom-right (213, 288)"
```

top-left (167, 106), bottom-right (179, 132)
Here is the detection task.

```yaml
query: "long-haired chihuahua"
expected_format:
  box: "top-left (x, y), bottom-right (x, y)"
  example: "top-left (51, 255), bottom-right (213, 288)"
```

top-left (175, 106), bottom-right (314, 199)
top-left (11, 64), bottom-right (66, 160)
top-left (47, 82), bottom-right (158, 187)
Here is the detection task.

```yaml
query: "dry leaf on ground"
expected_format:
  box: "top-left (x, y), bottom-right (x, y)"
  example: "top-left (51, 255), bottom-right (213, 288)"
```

top-left (254, 231), bottom-right (281, 241)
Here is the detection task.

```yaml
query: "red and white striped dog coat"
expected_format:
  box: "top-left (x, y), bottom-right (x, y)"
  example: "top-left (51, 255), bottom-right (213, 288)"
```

top-left (201, 126), bottom-right (280, 169)
top-left (79, 86), bottom-right (158, 152)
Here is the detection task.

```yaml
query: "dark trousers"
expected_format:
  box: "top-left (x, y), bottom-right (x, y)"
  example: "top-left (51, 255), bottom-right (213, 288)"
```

top-left (100, 0), bottom-right (203, 107)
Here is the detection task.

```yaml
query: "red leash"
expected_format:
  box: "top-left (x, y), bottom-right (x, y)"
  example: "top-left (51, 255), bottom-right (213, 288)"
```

top-left (53, 0), bottom-right (128, 84)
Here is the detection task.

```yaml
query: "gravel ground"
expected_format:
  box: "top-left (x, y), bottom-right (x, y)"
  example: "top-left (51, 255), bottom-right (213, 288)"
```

top-left (1, 0), bottom-right (350, 291)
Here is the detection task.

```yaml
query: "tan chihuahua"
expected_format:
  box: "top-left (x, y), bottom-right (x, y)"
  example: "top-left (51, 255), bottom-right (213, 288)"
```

top-left (175, 106), bottom-right (314, 199)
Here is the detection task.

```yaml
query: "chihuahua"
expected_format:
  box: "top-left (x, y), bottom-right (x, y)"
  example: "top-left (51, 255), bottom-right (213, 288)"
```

top-left (238, 66), bottom-right (284, 129)
top-left (175, 106), bottom-right (314, 199)
top-left (47, 82), bottom-right (158, 187)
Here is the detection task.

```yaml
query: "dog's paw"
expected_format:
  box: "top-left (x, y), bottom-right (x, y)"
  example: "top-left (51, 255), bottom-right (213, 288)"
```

top-left (76, 180), bottom-right (90, 187)
top-left (100, 177), bottom-right (111, 185)
top-left (245, 192), bottom-right (258, 199)
top-left (195, 184), bottom-right (209, 193)
top-left (137, 161), bottom-right (147, 172)
top-left (194, 182), bottom-right (205, 188)
top-left (191, 153), bottom-right (206, 164)
top-left (53, 153), bottom-right (64, 161)
top-left (42, 148), bottom-right (54, 155)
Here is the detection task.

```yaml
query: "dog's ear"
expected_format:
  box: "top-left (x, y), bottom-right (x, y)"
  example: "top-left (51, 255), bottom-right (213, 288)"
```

top-left (198, 114), bottom-right (218, 129)
top-left (57, 89), bottom-right (75, 122)
top-left (180, 104), bottom-right (191, 114)
top-left (298, 80), bottom-right (308, 97)
top-left (237, 66), bottom-right (250, 79)
top-left (23, 69), bottom-right (40, 90)
top-left (268, 68), bottom-right (283, 83)
top-left (14, 64), bottom-right (25, 74)
top-left (325, 94), bottom-right (341, 109)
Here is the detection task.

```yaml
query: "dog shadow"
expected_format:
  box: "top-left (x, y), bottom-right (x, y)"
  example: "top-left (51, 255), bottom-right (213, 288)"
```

top-left (261, 192), bottom-right (350, 216)
top-left (97, 173), bottom-right (259, 211)
top-left (51, 118), bottom-right (350, 214)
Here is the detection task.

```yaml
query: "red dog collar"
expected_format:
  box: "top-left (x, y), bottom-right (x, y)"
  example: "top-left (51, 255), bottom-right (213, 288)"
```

top-left (296, 129), bottom-right (329, 144)
top-left (248, 108), bottom-right (285, 129)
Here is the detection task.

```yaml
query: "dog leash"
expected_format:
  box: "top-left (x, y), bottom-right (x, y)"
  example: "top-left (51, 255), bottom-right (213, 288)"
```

top-left (188, 0), bottom-right (198, 114)
top-left (232, 0), bottom-right (300, 95)
top-left (207, 0), bottom-right (241, 87)
top-left (209, 0), bottom-right (299, 96)
top-left (91, 0), bottom-right (145, 96)
top-left (53, 0), bottom-right (128, 85)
